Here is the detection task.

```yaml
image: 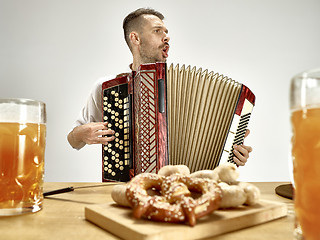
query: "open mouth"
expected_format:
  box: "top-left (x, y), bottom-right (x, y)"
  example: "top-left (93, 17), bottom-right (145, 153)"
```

top-left (162, 45), bottom-right (169, 58)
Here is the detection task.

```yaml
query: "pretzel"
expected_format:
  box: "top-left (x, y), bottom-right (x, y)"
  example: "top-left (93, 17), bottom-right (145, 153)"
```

top-left (111, 184), bottom-right (130, 207)
top-left (158, 165), bottom-right (190, 177)
top-left (190, 162), bottom-right (239, 183)
top-left (125, 173), bottom-right (222, 226)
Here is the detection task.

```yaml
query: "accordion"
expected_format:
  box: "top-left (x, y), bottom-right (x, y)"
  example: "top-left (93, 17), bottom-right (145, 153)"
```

top-left (102, 63), bottom-right (255, 182)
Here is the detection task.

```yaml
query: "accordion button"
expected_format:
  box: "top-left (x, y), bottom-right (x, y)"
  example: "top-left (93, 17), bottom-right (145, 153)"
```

top-left (119, 99), bottom-right (123, 104)
top-left (120, 166), bottom-right (124, 171)
top-left (115, 98), bottom-right (119, 102)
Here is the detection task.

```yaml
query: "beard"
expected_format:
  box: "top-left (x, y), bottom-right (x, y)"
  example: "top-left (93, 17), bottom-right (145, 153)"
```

top-left (139, 42), bottom-right (167, 64)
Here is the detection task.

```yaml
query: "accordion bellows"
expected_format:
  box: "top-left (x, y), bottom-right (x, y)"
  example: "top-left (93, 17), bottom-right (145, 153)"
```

top-left (102, 63), bottom-right (255, 182)
top-left (167, 64), bottom-right (253, 171)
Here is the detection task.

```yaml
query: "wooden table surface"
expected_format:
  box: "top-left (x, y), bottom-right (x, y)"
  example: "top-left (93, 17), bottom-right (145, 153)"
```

top-left (0, 182), bottom-right (294, 240)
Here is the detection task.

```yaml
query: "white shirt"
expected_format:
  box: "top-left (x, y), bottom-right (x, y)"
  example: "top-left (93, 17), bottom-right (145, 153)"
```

top-left (72, 67), bottom-right (131, 129)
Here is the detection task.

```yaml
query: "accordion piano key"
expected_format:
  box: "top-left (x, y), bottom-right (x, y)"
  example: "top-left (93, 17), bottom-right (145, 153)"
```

top-left (227, 112), bottom-right (252, 164)
top-left (102, 84), bottom-right (132, 182)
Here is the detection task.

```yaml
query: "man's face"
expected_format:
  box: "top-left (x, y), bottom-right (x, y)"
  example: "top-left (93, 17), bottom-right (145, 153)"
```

top-left (138, 14), bottom-right (170, 64)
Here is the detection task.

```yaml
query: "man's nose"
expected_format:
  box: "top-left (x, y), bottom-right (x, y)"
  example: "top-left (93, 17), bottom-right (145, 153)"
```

top-left (163, 34), bottom-right (170, 43)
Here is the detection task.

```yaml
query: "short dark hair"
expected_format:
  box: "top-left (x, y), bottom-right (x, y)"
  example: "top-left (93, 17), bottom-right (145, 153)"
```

top-left (123, 8), bottom-right (164, 50)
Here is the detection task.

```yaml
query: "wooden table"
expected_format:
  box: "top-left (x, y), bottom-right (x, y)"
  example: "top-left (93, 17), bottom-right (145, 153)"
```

top-left (0, 182), bottom-right (294, 240)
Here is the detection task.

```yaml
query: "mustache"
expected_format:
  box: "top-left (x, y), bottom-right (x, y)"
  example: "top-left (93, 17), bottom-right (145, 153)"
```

top-left (161, 43), bottom-right (170, 49)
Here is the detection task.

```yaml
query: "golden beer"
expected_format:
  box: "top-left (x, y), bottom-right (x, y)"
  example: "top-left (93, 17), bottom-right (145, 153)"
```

top-left (291, 107), bottom-right (320, 240)
top-left (0, 122), bottom-right (46, 214)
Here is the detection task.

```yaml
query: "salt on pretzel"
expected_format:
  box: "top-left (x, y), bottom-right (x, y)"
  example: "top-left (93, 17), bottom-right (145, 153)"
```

top-left (125, 173), bottom-right (222, 226)
top-left (161, 174), bottom-right (222, 226)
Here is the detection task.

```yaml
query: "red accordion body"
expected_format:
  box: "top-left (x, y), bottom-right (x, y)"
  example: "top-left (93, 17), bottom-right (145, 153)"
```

top-left (101, 63), bottom-right (169, 182)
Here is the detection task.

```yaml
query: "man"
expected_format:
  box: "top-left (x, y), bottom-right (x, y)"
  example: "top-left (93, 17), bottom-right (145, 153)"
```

top-left (67, 8), bottom-right (252, 166)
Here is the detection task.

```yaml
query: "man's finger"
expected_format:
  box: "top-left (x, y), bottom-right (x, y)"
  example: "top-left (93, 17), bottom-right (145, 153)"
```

top-left (244, 129), bottom-right (250, 138)
top-left (96, 129), bottom-right (115, 137)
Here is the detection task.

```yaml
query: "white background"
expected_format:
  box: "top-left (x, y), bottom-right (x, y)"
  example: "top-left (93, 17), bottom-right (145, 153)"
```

top-left (1, 0), bottom-right (319, 182)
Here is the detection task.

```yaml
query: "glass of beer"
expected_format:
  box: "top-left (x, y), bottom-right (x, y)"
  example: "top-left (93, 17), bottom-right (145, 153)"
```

top-left (290, 68), bottom-right (320, 240)
top-left (0, 98), bottom-right (46, 216)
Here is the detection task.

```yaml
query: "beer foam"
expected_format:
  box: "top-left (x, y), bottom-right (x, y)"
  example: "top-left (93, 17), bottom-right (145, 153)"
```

top-left (0, 99), bottom-right (46, 124)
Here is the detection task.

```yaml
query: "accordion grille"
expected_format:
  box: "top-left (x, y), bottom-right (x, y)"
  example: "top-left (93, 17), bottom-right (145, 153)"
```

top-left (167, 64), bottom-right (242, 172)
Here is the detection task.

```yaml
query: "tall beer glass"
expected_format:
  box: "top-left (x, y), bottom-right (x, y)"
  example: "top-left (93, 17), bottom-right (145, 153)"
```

top-left (0, 98), bottom-right (46, 216)
top-left (290, 68), bottom-right (320, 240)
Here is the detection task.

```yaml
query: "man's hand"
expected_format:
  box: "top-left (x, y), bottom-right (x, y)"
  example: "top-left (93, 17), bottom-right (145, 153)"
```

top-left (68, 122), bottom-right (115, 150)
top-left (232, 129), bottom-right (253, 166)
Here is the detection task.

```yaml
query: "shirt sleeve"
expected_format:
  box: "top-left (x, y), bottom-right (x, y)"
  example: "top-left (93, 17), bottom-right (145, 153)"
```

top-left (72, 75), bottom-right (115, 128)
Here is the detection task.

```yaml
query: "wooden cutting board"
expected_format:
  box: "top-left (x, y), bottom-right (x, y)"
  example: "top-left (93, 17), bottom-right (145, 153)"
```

top-left (85, 199), bottom-right (287, 240)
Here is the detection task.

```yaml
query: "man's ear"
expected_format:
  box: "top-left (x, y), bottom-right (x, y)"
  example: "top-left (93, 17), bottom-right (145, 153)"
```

top-left (129, 32), bottom-right (140, 46)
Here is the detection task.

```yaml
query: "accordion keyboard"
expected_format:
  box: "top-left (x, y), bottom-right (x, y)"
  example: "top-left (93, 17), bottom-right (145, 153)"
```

top-left (227, 112), bottom-right (252, 164)
top-left (102, 84), bottom-right (132, 182)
